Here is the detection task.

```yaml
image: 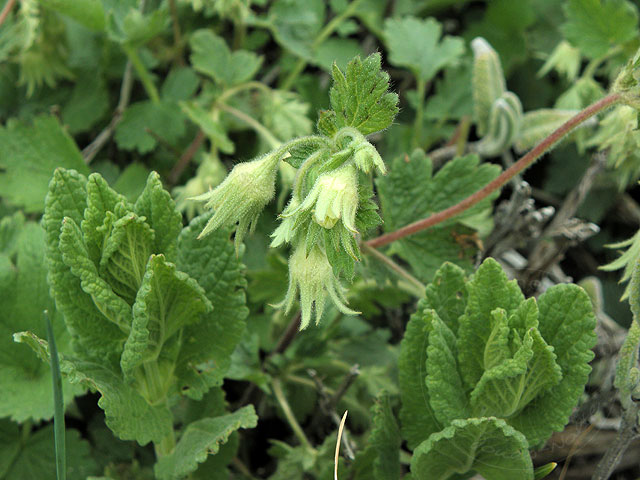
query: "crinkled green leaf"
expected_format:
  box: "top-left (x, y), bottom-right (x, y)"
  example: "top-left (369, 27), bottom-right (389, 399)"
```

top-left (0, 116), bottom-right (88, 213)
top-left (384, 16), bottom-right (465, 82)
top-left (60, 216), bottom-right (132, 333)
top-left (189, 30), bottom-right (262, 86)
top-left (44, 168), bottom-right (124, 363)
top-left (457, 258), bottom-right (525, 389)
top-left (13, 331), bottom-right (174, 445)
top-left (121, 254), bottom-right (212, 379)
top-left (470, 327), bottom-right (562, 418)
top-left (175, 213), bottom-right (249, 399)
top-left (508, 284), bottom-right (596, 447)
top-left (426, 311), bottom-right (469, 425)
top-left (99, 212), bottom-right (155, 304)
top-left (561, 0), bottom-right (639, 59)
top-left (114, 100), bottom-right (186, 154)
top-left (0, 420), bottom-right (98, 480)
top-left (482, 308), bottom-right (512, 371)
top-left (82, 172), bottom-right (130, 266)
top-left (0, 220), bottom-right (84, 422)
top-left (325, 53), bottom-right (399, 136)
top-left (134, 171), bottom-right (183, 262)
top-left (422, 261), bottom-right (467, 331)
top-left (398, 308), bottom-right (441, 449)
top-left (410, 417), bottom-right (533, 480)
top-left (154, 406), bottom-right (257, 480)
top-left (376, 151), bottom-right (501, 281)
top-left (113, 163), bottom-right (152, 202)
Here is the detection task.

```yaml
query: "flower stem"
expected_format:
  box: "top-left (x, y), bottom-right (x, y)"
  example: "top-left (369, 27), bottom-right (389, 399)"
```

top-left (360, 243), bottom-right (425, 297)
top-left (123, 46), bottom-right (160, 104)
top-left (272, 377), bottom-right (314, 451)
top-left (366, 92), bottom-right (621, 249)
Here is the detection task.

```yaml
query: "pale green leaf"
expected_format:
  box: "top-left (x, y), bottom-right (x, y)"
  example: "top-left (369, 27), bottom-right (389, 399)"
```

top-left (13, 331), bottom-right (174, 445)
top-left (261, 90), bottom-right (312, 142)
top-left (325, 53), bottom-right (399, 135)
top-left (134, 171), bottom-right (183, 262)
top-left (384, 16), bottom-right (465, 82)
top-left (121, 254), bottom-right (212, 378)
top-left (422, 261), bottom-right (467, 331)
top-left (470, 328), bottom-right (562, 418)
top-left (82, 172), bottom-right (130, 266)
top-left (457, 258), bottom-right (525, 389)
top-left (59, 216), bottom-right (132, 333)
top-left (175, 213), bottom-right (249, 399)
top-left (410, 417), bottom-right (533, 480)
top-left (426, 311), bottom-right (470, 425)
top-left (189, 30), bottom-right (262, 86)
top-left (99, 212), bottom-right (155, 304)
top-left (398, 308), bottom-right (441, 449)
top-left (154, 406), bottom-right (258, 480)
top-left (561, 0), bottom-right (639, 59)
top-left (508, 284), bottom-right (596, 447)
top-left (0, 116), bottom-right (88, 213)
top-left (44, 168), bottom-right (124, 363)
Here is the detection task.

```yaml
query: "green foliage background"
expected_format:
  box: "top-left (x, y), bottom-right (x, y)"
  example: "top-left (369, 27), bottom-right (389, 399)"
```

top-left (1, 0), bottom-right (640, 479)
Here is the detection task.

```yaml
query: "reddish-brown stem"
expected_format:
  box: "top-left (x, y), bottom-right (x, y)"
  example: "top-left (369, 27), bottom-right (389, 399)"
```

top-left (366, 93), bottom-right (621, 249)
top-left (168, 130), bottom-right (206, 185)
top-left (0, 0), bottom-right (16, 28)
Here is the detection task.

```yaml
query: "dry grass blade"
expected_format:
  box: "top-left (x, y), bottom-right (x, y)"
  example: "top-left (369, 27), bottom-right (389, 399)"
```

top-left (334, 410), bottom-right (348, 480)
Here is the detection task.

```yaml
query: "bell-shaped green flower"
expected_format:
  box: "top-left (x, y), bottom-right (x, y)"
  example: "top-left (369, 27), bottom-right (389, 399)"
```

top-left (295, 164), bottom-right (359, 232)
top-left (280, 245), bottom-right (358, 329)
top-left (271, 197), bottom-right (300, 248)
top-left (193, 152), bottom-right (281, 251)
top-left (354, 142), bottom-right (386, 175)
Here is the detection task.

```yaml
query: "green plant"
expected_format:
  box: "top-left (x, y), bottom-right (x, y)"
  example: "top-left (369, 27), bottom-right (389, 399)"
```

top-left (3, 1), bottom-right (640, 479)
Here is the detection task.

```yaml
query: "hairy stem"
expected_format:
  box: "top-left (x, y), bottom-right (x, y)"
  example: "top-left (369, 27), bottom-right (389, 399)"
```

top-left (0, 0), bottom-right (16, 28)
top-left (366, 93), bottom-right (621, 249)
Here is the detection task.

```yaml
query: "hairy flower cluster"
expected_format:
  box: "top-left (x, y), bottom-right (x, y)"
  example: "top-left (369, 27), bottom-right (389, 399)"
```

top-left (194, 128), bottom-right (386, 328)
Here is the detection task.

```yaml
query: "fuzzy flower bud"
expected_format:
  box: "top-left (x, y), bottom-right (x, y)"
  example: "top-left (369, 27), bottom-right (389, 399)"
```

top-left (354, 142), bottom-right (386, 175)
top-left (472, 37), bottom-right (506, 136)
top-left (193, 152), bottom-right (281, 251)
top-left (296, 165), bottom-right (359, 232)
top-left (281, 245), bottom-right (358, 329)
top-left (271, 197), bottom-right (300, 248)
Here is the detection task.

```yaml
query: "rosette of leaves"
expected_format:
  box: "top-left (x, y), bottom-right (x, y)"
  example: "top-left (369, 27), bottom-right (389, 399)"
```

top-left (195, 53), bottom-right (398, 329)
top-left (398, 258), bottom-right (596, 480)
top-left (14, 168), bottom-right (256, 478)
